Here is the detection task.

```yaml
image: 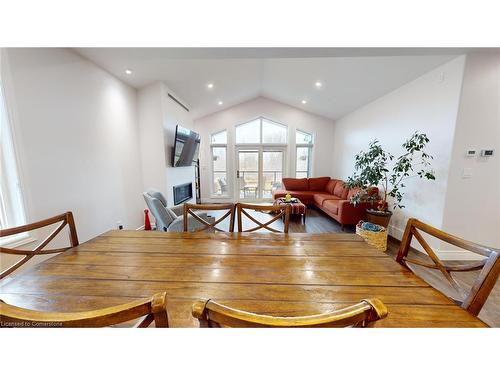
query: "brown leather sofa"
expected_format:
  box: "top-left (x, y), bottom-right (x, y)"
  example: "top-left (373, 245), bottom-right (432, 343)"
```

top-left (272, 177), bottom-right (378, 228)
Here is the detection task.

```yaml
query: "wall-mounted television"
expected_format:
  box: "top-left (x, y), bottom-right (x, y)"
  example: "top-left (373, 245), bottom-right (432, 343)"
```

top-left (172, 125), bottom-right (200, 167)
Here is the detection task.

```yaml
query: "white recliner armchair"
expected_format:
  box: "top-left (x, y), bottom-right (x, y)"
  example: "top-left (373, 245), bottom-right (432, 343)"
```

top-left (142, 189), bottom-right (212, 232)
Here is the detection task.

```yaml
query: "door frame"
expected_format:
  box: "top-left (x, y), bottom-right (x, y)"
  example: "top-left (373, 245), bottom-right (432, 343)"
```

top-left (235, 145), bottom-right (286, 202)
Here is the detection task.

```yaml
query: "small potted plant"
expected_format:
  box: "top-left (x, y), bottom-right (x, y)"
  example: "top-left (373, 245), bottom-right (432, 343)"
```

top-left (345, 132), bottom-right (436, 228)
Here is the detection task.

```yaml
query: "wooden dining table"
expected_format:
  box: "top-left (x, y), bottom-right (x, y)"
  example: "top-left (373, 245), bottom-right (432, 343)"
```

top-left (0, 230), bottom-right (487, 327)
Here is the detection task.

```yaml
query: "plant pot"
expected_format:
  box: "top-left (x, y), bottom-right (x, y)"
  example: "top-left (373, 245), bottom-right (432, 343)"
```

top-left (366, 209), bottom-right (393, 228)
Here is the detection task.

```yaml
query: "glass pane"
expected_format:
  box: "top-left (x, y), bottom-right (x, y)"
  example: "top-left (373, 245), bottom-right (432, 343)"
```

top-left (296, 130), bottom-right (313, 144)
top-left (213, 172), bottom-right (227, 196)
top-left (296, 146), bottom-right (310, 177)
top-left (262, 119), bottom-right (287, 143)
top-left (211, 130), bottom-right (227, 144)
top-left (236, 119), bottom-right (260, 143)
top-left (262, 151), bottom-right (283, 198)
top-left (238, 151), bottom-right (259, 199)
top-left (296, 171), bottom-right (308, 179)
top-left (238, 151), bottom-right (258, 171)
top-left (212, 147), bottom-right (226, 172)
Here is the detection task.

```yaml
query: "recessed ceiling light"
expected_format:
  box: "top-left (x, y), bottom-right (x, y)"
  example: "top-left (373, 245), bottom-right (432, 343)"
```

top-left (315, 81), bottom-right (322, 88)
top-left (301, 99), bottom-right (307, 104)
top-left (218, 100), bottom-right (223, 105)
top-left (207, 83), bottom-right (214, 89)
top-left (125, 69), bottom-right (133, 75)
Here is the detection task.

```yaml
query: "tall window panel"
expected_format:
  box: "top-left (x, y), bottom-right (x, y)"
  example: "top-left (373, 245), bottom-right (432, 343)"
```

top-left (295, 130), bottom-right (313, 178)
top-left (210, 130), bottom-right (228, 196)
top-left (0, 79), bottom-right (26, 237)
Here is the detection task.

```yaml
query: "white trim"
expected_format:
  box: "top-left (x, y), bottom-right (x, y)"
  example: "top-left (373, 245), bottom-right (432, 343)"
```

top-left (0, 233), bottom-right (36, 248)
top-left (388, 224), bottom-right (483, 260)
top-left (387, 224), bottom-right (405, 240)
top-left (0, 55), bottom-right (28, 229)
top-left (437, 250), bottom-right (484, 261)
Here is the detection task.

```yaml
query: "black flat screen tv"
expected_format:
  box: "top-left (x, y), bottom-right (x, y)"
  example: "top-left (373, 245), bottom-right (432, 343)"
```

top-left (172, 125), bottom-right (200, 167)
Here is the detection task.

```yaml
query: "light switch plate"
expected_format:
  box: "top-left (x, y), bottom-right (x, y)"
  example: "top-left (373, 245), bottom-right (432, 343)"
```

top-left (462, 168), bottom-right (473, 179)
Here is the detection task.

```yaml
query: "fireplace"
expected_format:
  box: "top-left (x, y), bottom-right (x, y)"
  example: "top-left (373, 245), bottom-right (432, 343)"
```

top-left (173, 182), bottom-right (193, 205)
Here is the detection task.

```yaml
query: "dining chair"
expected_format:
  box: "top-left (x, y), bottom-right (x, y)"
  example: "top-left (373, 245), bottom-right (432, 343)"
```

top-left (236, 203), bottom-right (290, 233)
top-left (183, 203), bottom-right (235, 232)
top-left (0, 292), bottom-right (169, 327)
top-left (192, 298), bottom-right (388, 327)
top-left (396, 218), bottom-right (500, 316)
top-left (0, 212), bottom-right (79, 279)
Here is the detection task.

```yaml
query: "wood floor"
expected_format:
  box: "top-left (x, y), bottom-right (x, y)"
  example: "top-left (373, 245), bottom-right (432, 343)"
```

top-left (212, 206), bottom-right (499, 327)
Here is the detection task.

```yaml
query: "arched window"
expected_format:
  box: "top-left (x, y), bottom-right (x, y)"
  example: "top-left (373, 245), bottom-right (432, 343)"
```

top-left (295, 129), bottom-right (313, 178)
top-left (210, 130), bottom-right (228, 196)
top-left (235, 118), bottom-right (287, 144)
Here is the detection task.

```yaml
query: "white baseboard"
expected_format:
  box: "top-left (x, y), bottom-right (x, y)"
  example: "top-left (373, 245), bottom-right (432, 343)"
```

top-left (387, 224), bottom-right (482, 261)
top-left (387, 224), bottom-right (404, 241)
top-left (435, 250), bottom-right (483, 261)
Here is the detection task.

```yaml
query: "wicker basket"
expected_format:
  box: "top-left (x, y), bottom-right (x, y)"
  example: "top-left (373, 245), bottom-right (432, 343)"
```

top-left (356, 222), bottom-right (388, 251)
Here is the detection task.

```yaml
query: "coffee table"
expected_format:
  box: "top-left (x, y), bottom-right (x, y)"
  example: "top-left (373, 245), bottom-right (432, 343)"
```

top-left (274, 197), bottom-right (307, 223)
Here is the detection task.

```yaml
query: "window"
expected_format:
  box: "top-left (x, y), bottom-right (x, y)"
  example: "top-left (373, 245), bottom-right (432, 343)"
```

top-left (262, 119), bottom-right (287, 143)
top-left (236, 118), bottom-right (287, 144)
top-left (211, 130), bottom-right (227, 144)
top-left (0, 79), bottom-right (26, 237)
top-left (210, 130), bottom-right (228, 196)
top-left (295, 130), bottom-right (313, 178)
top-left (235, 119), bottom-right (260, 144)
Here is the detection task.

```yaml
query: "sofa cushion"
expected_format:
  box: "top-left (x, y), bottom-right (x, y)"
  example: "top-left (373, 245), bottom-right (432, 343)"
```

top-left (323, 199), bottom-right (340, 215)
top-left (325, 179), bottom-right (338, 195)
top-left (282, 178), bottom-right (309, 191)
top-left (333, 181), bottom-right (349, 199)
top-left (308, 177), bottom-right (330, 191)
top-left (313, 193), bottom-right (340, 207)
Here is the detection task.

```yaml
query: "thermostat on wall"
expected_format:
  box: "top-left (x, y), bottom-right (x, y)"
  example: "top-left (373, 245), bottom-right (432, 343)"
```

top-left (466, 149), bottom-right (476, 157)
top-left (480, 149), bottom-right (494, 157)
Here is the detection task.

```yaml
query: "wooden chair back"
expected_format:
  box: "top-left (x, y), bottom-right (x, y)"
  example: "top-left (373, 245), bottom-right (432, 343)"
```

top-left (0, 292), bottom-right (169, 327)
top-left (396, 218), bottom-right (500, 316)
top-left (0, 212), bottom-right (79, 279)
top-left (237, 203), bottom-right (290, 233)
top-left (192, 298), bottom-right (388, 327)
top-left (183, 203), bottom-right (235, 232)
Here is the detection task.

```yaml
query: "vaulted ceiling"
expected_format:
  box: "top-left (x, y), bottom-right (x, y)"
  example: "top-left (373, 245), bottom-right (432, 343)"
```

top-left (75, 48), bottom-right (464, 120)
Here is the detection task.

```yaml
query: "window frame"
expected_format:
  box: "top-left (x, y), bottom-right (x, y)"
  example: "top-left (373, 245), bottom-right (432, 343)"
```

top-left (0, 72), bottom-right (29, 245)
top-left (210, 130), bottom-right (229, 198)
top-left (235, 117), bottom-right (288, 146)
top-left (295, 129), bottom-right (314, 178)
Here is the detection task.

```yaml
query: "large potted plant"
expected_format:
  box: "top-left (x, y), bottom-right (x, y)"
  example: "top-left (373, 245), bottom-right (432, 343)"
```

top-left (345, 132), bottom-right (436, 228)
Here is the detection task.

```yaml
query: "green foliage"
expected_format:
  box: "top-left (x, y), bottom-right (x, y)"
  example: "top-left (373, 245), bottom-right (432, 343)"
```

top-left (345, 132), bottom-right (436, 211)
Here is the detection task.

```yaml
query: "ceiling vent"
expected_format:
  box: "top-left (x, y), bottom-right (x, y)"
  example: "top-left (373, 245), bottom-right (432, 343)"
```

top-left (168, 93), bottom-right (189, 112)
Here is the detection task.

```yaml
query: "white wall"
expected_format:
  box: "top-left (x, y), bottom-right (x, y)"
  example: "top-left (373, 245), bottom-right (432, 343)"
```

top-left (137, 82), bottom-right (196, 207)
top-left (332, 56), bottom-right (466, 247)
top-left (442, 52), bottom-right (500, 252)
top-left (194, 96), bottom-right (334, 201)
top-left (137, 82), bottom-right (167, 197)
top-left (161, 84), bottom-right (196, 206)
top-left (1, 48), bottom-right (144, 272)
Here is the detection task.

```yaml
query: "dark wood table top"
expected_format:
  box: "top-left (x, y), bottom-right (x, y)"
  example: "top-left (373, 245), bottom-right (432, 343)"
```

top-left (0, 230), bottom-right (487, 327)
